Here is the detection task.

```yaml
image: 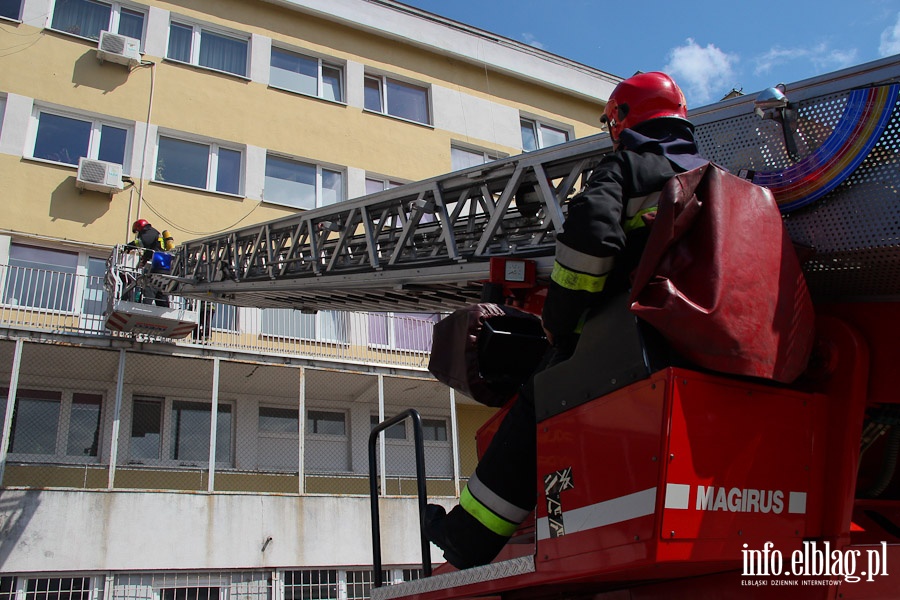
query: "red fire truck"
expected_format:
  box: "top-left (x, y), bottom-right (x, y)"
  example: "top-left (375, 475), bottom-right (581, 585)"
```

top-left (156, 55), bottom-right (900, 599)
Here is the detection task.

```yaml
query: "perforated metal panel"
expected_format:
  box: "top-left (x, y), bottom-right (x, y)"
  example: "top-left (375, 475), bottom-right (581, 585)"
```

top-left (695, 84), bottom-right (900, 300)
top-left (99, 33), bottom-right (126, 55)
top-left (79, 160), bottom-right (108, 184)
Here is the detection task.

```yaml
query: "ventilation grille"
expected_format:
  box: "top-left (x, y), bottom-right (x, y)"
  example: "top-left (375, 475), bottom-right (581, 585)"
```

top-left (99, 32), bottom-right (126, 55)
top-left (79, 160), bottom-right (109, 183)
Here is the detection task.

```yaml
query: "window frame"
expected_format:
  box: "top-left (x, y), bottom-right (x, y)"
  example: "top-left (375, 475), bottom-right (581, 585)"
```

top-left (421, 417), bottom-right (449, 443)
top-left (450, 143), bottom-right (503, 171)
top-left (153, 132), bottom-right (244, 196)
top-left (269, 46), bottom-right (345, 103)
top-left (3, 243), bottom-right (80, 313)
top-left (364, 176), bottom-right (403, 196)
top-left (257, 404), bottom-right (299, 472)
top-left (520, 116), bottom-right (572, 151)
top-left (126, 394), bottom-right (234, 468)
top-left (165, 18), bottom-right (250, 78)
top-left (48, 0), bottom-right (147, 44)
top-left (263, 153), bottom-right (344, 210)
top-left (363, 73), bottom-right (432, 125)
top-left (1, 387), bottom-right (104, 464)
top-left (259, 308), bottom-right (349, 344)
top-left (27, 106), bottom-right (132, 170)
top-left (367, 312), bottom-right (439, 352)
top-left (282, 569), bottom-right (338, 600)
top-left (370, 414), bottom-right (407, 441)
top-left (305, 409), bottom-right (347, 438)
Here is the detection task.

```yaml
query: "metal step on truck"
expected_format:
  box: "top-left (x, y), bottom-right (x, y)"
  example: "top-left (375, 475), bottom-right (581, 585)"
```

top-left (154, 54), bottom-right (900, 599)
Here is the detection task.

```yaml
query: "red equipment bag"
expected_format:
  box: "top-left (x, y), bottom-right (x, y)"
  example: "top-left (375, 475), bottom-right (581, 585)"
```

top-left (428, 303), bottom-right (549, 407)
top-left (628, 162), bottom-right (815, 384)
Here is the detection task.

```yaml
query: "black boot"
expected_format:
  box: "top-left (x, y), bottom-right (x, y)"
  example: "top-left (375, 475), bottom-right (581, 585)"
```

top-left (424, 504), bottom-right (510, 569)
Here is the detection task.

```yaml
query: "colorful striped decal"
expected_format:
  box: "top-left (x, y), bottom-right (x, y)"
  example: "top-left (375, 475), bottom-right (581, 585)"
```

top-left (752, 84), bottom-right (899, 212)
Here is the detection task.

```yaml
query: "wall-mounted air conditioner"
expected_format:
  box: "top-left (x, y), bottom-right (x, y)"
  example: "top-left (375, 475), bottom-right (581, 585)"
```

top-left (76, 157), bottom-right (125, 194)
top-left (97, 30), bottom-right (142, 67)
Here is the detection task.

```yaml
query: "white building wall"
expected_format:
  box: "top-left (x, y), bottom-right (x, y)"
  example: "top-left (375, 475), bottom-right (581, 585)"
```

top-left (0, 489), bottom-right (451, 571)
top-left (431, 85), bottom-right (522, 150)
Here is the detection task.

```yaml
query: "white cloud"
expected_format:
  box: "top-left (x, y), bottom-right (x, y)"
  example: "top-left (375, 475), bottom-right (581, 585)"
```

top-left (664, 38), bottom-right (737, 106)
top-left (521, 33), bottom-right (545, 50)
top-left (880, 12), bottom-right (900, 56)
top-left (754, 43), bottom-right (857, 78)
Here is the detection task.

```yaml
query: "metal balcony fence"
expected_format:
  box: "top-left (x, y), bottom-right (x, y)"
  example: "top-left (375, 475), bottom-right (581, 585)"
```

top-left (0, 261), bottom-right (439, 370)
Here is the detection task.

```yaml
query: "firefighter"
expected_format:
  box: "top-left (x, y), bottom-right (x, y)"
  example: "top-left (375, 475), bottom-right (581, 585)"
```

top-left (424, 72), bottom-right (708, 569)
top-left (129, 219), bottom-right (171, 307)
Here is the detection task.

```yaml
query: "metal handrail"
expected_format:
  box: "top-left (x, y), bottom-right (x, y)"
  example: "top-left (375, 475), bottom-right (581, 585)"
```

top-left (368, 408), bottom-right (432, 587)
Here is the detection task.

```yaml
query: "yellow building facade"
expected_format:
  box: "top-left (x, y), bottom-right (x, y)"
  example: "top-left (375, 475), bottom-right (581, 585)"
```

top-left (0, 0), bottom-right (618, 596)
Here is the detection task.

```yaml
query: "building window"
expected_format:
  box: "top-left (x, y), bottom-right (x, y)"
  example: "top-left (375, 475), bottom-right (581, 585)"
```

top-left (370, 415), bottom-right (406, 440)
top-left (264, 154), bottom-right (343, 209)
top-left (31, 109), bottom-right (129, 167)
top-left (170, 401), bottom-right (233, 465)
top-left (260, 309), bottom-right (348, 343)
top-left (364, 75), bottom-right (430, 124)
top-left (82, 256), bottom-right (109, 329)
top-left (161, 589), bottom-right (219, 600)
top-left (260, 406), bottom-right (299, 434)
top-left (67, 394), bottom-right (102, 457)
top-left (521, 117), bottom-right (570, 151)
top-left (344, 571), bottom-right (374, 600)
top-left (24, 577), bottom-right (93, 600)
top-left (167, 21), bottom-right (248, 77)
top-left (126, 396), bottom-right (235, 466)
top-left (7, 389), bottom-right (60, 455)
top-left (155, 135), bottom-right (242, 195)
top-left (368, 313), bottom-right (438, 352)
top-left (258, 406), bottom-right (299, 471)
top-left (0, 0), bottom-right (22, 20)
top-left (130, 396), bottom-right (163, 461)
top-left (422, 418), bottom-right (448, 442)
top-left (3, 244), bottom-right (78, 311)
top-left (50, 0), bottom-right (145, 41)
top-left (365, 177), bottom-right (402, 195)
top-left (283, 570), bottom-right (337, 600)
top-left (306, 410), bottom-right (345, 436)
top-left (270, 47), bottom-right (343, 102)
top-left (2, 388), bottom-right (102, 460)
top-left (451, 145), bottom-right (501, 171)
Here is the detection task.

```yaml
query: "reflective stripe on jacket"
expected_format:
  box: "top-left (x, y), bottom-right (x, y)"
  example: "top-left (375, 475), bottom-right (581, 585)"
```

top-left (542, 145), bottom-right (701, 339)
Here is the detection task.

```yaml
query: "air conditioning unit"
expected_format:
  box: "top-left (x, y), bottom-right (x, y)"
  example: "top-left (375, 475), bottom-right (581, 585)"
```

top-left (97, 30), bottom-right (142, 67)
top-left (76, 157), bottom-right (125, 194)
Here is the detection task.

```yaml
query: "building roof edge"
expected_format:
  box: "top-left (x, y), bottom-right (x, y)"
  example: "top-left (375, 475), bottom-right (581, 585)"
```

top-left (261, 0), bottom-right (621, 101)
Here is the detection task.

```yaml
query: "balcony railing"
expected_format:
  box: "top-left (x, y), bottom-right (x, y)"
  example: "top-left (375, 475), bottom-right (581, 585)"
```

top-left (0, 262), bottom-right (437, 369)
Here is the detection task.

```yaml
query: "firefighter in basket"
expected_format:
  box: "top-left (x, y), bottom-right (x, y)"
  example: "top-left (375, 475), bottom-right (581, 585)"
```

top-left (128, 219), bottom-right (174, 308)
top-left (424, 72), bottom-right (708, 569)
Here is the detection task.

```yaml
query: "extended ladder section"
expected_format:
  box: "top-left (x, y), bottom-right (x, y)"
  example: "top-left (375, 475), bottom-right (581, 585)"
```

top-left (165, 136), bottom-right (609, 313)
top-left (163, 55), bottom-right (900, 313)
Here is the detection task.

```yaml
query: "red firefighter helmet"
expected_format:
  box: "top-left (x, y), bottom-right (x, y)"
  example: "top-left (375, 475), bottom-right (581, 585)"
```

top-left (601, 72), bottom-right (689, 141)
top-left (132, 219), bottom-right (150, 233)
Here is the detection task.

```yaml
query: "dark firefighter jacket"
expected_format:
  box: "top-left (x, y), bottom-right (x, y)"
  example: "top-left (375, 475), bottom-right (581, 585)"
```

top-left (541, 120), bottom-right (706, 342)
top-left (130, 226), bottom-right (165, 265)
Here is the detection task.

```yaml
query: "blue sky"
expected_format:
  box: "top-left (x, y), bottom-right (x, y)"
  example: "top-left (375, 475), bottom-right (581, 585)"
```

top-left (398, 0), bottom-right (900, 108)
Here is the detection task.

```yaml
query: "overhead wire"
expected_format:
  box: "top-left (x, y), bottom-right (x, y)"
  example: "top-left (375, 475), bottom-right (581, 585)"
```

top-left (138, 192), bottom-right (264, 236)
